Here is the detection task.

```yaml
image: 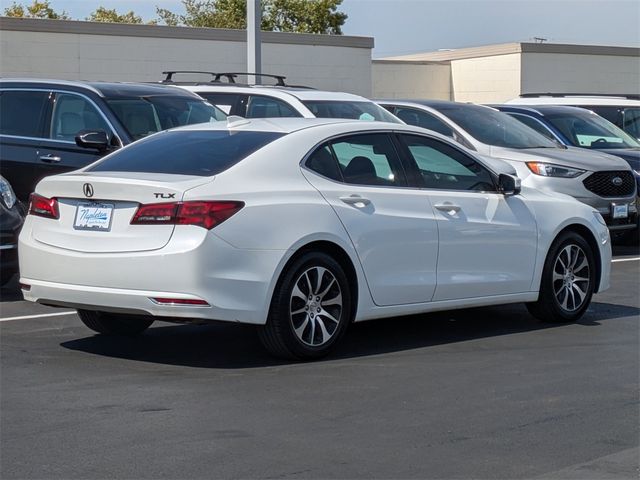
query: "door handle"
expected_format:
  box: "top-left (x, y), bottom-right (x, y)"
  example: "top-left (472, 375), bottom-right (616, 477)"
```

top-left (39, 154), bottom-right (62, 163)
top-left (434, 202), bottom-right (461, 214)
top-left (339, 195), bottom-right (371, 207)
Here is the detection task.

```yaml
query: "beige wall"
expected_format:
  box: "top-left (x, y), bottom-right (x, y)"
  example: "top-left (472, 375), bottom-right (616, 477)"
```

top-left (0, 19), bottom-right (373, 96)
top-left (450, 53), bottom-right (521, 103)
top-left (521, 52), bottom-right (640, 95)
top-left (372, 61), bottom-right (451, 99)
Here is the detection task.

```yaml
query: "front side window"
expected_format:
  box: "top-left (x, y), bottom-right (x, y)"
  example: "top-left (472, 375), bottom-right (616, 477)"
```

top-left (0, 90), bottom-right (49, 138)
top-left (400, 134), bottom-right (495, 192)
top-left (89, 130), bottom-right (284, 176)
top-left (622, 108), bottom-right (640, 139)
top-left (508, 113), bottom-right (558, 141)
top-left (545, 112), bottom-right (640, 149)
top-left (198, 92), bottom-right (242, 115)
top-left (303, 101), bottom-right (402, 123)
top-left (434, 104), bottom-right (558, 149)
top-left (50, 93), bottom-right (111, 142)
top-left (106, 96), bottom-right (226, 140)
top-left (330, 133), bottom-right (407, 187)
top-left (246, 96), bottom-right (301, 118)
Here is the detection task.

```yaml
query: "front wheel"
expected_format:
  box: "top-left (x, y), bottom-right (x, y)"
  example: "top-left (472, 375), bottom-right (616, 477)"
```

top-left (78, 310), bottom-right (154, 336)
top-left (527, 232), bottom-right (596, 323)
top-left (258, 252), bottom-right (352, 360)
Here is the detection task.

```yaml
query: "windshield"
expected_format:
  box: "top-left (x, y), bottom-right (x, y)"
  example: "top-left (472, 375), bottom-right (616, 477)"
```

top-left (303, 101), bottom-right (403, 123)
top-left (544, 112), bottom-right (640, 150)
top-left (434, 104), bottom-right (558, 149)
top-left (107, 96), bottom-right (227, 140)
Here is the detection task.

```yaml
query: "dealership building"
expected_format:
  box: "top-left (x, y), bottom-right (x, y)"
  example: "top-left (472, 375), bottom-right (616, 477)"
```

top-left (1, 17), bottom-right (639, 103)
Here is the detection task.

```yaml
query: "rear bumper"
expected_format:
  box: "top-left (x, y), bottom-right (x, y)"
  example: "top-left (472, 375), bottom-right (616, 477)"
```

top-left (19, 221), bottom-right (287, 324)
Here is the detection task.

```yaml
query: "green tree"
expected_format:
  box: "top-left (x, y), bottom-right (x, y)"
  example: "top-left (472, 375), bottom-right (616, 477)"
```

top-left (3, 0), bottom-right (70, 19)
top-left (156, 0), bottom-right (347, 34)
top-left (86, 6), bottom-right (156, 24)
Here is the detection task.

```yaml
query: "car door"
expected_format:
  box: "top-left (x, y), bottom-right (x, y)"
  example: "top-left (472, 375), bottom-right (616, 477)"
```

top-left (35, 91), bottom-right (117, 190)
top-left (302, 132), bottom-right (439, 306)
top-left (0, 89), bottom-right (52, 201)
top-left (397, 133), bottom-right (538, 301)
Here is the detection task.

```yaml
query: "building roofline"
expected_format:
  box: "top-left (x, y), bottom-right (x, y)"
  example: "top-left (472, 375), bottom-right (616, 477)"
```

top-left (377, 42), bottom-right (640, 62)
top-left (0, 16), bottom-right (374, 49)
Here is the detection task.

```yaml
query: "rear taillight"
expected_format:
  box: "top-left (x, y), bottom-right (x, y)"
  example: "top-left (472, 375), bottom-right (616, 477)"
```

top-left (131, 201), bottom-right (244, 230)
top-left (28, 193), bottom-right (59, 219)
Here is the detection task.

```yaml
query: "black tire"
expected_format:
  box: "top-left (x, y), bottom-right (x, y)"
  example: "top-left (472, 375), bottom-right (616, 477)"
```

top-left (258, 251), bottom-right (352, 360)
top-left (526, 232), bottom-right (596, 323)
top-left (78, 310), bottom-right (154, 336)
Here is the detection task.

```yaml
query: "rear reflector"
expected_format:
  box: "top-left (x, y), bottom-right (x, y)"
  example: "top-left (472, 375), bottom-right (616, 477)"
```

top-left (131, 201), bottom-right (244, 230)
top-left (151, 297), bottom-right (210, 306)
top-left (19, 283), bottom-right (31, 291)
top-left (28, 193), bottom-right (59, 219)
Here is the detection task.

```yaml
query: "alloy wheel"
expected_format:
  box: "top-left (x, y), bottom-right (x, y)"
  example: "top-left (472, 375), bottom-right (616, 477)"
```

top-left (552, 244), bottom-right (591, 312)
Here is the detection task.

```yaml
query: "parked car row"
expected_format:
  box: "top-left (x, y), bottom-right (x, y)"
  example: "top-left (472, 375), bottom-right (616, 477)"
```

top-left (0, 73), bottom-right (633, 358)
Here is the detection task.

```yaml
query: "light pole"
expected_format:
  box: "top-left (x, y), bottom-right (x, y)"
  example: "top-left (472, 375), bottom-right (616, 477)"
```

top-left (247, 0), bottom-right (261, 84)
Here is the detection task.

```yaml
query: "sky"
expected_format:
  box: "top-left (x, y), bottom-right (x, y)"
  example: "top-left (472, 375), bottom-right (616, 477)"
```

top-left (1, 0), bottom-right (639, 57)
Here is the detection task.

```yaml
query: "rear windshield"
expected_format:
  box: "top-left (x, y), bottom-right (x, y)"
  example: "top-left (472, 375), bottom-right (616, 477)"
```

top-left (106, 96), bottom-right (227, 140)
top-left (89, 130), bottom-right (285, 176)
top-left (303, 101), bottom-right (402, 123)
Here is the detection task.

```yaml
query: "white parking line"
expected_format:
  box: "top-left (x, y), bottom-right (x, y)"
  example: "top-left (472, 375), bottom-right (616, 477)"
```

top-left (612, 257), bottom-right (640, 263)
top-left (0, 311), bottom-right (76, 322)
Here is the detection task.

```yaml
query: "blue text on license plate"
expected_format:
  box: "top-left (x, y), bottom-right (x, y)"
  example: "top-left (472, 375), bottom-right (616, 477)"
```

top-left (74, 203), bottom-right (114, 231)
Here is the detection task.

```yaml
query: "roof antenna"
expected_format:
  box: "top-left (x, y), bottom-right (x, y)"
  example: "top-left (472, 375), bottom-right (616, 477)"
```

top-left (533, 37), bottom-right (548, 43)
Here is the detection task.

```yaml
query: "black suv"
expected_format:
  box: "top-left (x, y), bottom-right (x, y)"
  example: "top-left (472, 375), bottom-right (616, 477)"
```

top-left (0, 79), bottom-right (226, 201)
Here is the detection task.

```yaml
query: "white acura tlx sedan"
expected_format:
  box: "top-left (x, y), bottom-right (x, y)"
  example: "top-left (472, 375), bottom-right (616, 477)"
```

top-left (19, 118), bottom-right (611, 359)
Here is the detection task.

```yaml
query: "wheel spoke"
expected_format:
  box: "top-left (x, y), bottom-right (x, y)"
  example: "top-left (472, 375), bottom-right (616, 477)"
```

top-left (291, 307), bottom-right (307, 316)
top-left (322, 292), bottom-right (342, 307)
top-left (319, 308), bottom-right (340, 324)
top-left (574, 256), bottom-right (589, 274)
top-left (308, 316), bottom-right (316, 345)
top-left (567, 286), bottom-right (576, 310)
top-left (318, 278), bottom-right (336, 298)
top-left (304, 272), bottom-right (313, 297)
top-left (552, 270), bottom-right (564, 283)
top-left (571, 283), bottom-right (587, 304)
top-left (292, 283), bottom-right (307, 301)
top-left (316, 317), bottom-right (331, 345)
top-left (313, 267), bottom-right (326, 295)
top-left (294, 315), bottom-right (310, 339)
top-left (559, 287), bottom-right (569, 310)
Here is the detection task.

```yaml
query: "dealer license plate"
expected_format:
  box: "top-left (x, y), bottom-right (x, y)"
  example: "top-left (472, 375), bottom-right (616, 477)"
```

top-left (611, 203), bottom-right (629, 219)
top-left (74, 203), bottom-right (114, 231)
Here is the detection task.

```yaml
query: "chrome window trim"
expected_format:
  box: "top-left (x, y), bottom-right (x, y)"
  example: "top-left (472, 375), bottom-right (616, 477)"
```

top-left (0, 87), bottom-right (122, 147)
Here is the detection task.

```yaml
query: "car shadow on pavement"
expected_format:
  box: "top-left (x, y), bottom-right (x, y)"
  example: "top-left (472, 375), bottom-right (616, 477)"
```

top-left (60, 301), bottom-right (639, 369)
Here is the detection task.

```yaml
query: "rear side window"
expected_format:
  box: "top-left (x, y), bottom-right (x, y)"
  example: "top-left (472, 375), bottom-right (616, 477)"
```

top-left (246, 96), bottom-right (301, 118)
top-left (0, 90), bottom-right (49, 138)
top-left (50, 93), bottom-right (111, 141)
top-left (394, 107), bottom-right (454, 137)
top-left (198, 93), bottom-right (242, 115)
top-left (508, 113), bottom-right (557, 141)
top-left (89, 130), bottom-right (284, 176)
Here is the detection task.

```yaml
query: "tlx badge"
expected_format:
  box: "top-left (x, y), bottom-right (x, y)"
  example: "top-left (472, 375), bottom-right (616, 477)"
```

top-left (154, 193), bottom-right (176, 199)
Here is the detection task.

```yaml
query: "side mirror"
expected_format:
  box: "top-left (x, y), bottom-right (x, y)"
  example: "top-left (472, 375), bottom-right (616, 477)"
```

top-left (498, 173), bottom-right (521, 196)
top-left (75, 130), bottom-right (109, 152)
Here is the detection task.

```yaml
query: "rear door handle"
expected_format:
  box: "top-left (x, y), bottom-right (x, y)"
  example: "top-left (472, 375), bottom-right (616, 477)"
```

top-left (339, 195), bottom-right (371, 207)
top-left (39, 154), bottom-right (62, 163)
top-left (434, 202), bottom-right (461, 214)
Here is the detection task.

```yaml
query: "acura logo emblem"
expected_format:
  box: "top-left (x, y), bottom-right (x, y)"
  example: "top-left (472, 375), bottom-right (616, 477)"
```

top-left (83, 183), bottom-right (94, 197)
top-left (612, 177), bottom-right (623, 186)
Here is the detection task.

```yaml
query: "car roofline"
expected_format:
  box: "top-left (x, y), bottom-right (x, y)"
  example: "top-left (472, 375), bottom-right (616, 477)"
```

top-left (0, 78), bottom-right (104, 96)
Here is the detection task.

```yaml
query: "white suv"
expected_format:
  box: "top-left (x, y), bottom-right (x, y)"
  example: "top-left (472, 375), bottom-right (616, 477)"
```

top-left (160, 71), bottom-right (402, 122)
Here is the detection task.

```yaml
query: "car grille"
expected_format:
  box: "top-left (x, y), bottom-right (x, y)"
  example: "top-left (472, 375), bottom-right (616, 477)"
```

top-left (583, 171), bottom-right (635, 197)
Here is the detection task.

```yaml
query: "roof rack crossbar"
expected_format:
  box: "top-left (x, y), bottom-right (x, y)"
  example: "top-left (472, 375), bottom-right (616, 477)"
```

top-left (161, 71), bottom-right (237, 83)
top-left (217, 72), bottom-right (287, 86)
top-left (520, 92), bottom-right (640, 100)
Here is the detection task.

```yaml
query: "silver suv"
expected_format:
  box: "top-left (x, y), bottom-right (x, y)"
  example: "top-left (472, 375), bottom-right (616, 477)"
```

top-left (378, 100), bottom-right (637, 233)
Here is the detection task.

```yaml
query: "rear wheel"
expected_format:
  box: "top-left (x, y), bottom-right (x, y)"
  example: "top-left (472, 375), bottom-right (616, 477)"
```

top-left (258, 252), bottom-right (352, 360)
top-left (78, 310), bottom-right (154, 336)
top-left (527, 232), bottom-right (595, 323)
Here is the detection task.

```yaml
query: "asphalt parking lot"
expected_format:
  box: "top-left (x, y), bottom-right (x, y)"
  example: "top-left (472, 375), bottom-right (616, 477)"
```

top-left (1, 245), bottom-right (638, 479)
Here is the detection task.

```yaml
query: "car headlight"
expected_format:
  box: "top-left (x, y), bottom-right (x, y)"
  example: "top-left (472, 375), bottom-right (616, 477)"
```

top-left (526, 162), bottom-right (585, 178)
top-left (0, 176), bottom-right (16, 209)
